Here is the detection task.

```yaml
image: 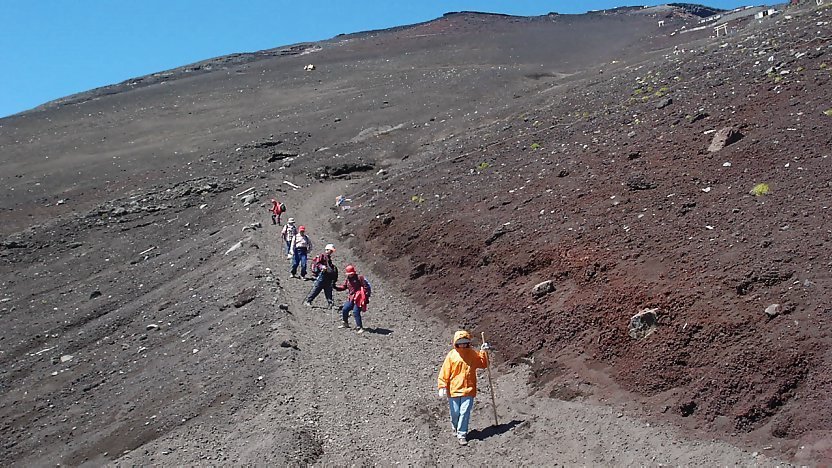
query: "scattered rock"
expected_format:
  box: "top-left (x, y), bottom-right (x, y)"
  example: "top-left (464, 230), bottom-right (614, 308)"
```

top-left (629, 308), bottom-right (658, 339)
top-left (225, 241), bottom-right (243, 255)
top-left (485, 224), bottom-right (515, 245)
top-left (680, 401), bottom-right (697, 417)
top-left (241, 194), bottom-right (257, 205)
top-left (242, 222), bottom-right (262, 232)
top-left (708, 127), bottom-right (744, 152)
top-left (765, 303), bottom-right (781, 318)
top-left (89, 290), bottom-right (102, 299)
top-left (626, 174), bottom-right (657, 191)
top-left (60, 355), bottom-right (73, 363)
top-left (233, 288), bottom-right (257, 308)
top-left (278, 303), bottom-right (290, 311)
top-left (655, 97), bottom-right (673, 109)
top-left (532, 280), bottom-right (555, 298)
top-left (146, 324), bottom-right (160, 331)
top-left (280, 339), bottom-right (299, 349)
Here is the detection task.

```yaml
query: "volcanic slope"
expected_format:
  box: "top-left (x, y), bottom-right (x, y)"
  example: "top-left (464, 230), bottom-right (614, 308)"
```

top-left (341, 3), bottom-right (832, 464)
top-left (0, 4), bottom-right (824, 466)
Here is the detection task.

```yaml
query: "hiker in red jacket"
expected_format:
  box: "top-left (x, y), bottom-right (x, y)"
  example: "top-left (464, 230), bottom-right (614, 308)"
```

top-left (269, 199), bottom-right (284, 225)
top-left (334, 264), bottom-right (372, 333)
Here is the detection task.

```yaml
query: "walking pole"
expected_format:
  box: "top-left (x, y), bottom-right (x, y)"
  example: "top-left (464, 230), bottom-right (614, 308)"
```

top-left (481, 332), bottom-right (499, 426)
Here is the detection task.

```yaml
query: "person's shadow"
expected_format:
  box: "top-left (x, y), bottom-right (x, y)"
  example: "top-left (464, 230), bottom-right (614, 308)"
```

top-left (367, 327), bottom-right (393, 335)
top-left (466, 420), bottom-right (523, 441)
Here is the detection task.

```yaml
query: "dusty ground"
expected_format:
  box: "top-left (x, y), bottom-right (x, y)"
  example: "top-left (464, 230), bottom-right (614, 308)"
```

top-left (1, 3), bottom-right (830, 466)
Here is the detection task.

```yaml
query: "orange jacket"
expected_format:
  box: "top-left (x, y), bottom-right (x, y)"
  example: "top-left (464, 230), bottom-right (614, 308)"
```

top-left (437, 330), bottom-right (489, 397)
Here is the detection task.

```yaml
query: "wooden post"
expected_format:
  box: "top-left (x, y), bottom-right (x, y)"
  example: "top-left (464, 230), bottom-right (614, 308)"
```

top-left (481, 332), bottom-right (499, 426)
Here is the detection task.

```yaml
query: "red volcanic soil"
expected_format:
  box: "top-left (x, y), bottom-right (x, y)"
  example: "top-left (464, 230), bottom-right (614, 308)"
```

top-left (340, 4), bottom-right (832, 462)
top-left (1, 3), bottom-right (831, 466)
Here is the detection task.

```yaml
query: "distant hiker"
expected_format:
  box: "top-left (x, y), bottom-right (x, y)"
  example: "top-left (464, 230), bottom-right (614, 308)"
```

top-left (290, 225), bottom-right (312, 279)
top-left (437, 330), bottom-right (490, 446)
top-left (334, 264), bottom-right (371, 333)
top-left (269, 199), bottom-right (285, 225)
top-left (303, 243), bottom-right (338, 308)
top-left (281, 218), bottom-right (298, 260)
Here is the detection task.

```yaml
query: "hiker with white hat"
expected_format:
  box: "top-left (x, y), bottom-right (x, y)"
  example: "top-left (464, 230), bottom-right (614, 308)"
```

top-left (303, 243), bottom-right (338, 308)
top-left (437, 330), bottom-right (490, 446)
top-left (281, 218), bottom-right (297, 260)
top-left (289, 225), bottom-right (312, 279)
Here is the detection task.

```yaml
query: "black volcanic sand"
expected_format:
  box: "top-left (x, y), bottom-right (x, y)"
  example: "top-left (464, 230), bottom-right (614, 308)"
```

top-left (1, 5), bottom-right (830, 465)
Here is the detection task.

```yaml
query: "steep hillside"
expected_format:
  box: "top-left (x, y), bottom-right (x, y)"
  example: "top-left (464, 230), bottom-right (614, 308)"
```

top-left (340, 3), bottom-right (832, 461)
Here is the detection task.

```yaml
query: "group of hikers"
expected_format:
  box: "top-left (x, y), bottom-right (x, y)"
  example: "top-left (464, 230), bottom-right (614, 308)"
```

top-left (271, 199), bottom-right (372, 333)
top-left (269, 198), bottom-right (492, 445)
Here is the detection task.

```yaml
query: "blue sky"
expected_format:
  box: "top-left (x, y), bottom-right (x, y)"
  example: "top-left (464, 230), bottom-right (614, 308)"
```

top-left (1, 1), bottom-right (750, 118)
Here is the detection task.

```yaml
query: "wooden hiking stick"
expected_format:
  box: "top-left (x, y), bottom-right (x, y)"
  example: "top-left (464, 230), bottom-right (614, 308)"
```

top-left (481, 332), bottom-right (499, 426)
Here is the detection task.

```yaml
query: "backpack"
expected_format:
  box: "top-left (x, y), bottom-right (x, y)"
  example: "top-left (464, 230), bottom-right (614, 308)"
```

top-left (279, 202), bottom-right (286, 212)
top-left (360, 275), bottom-right (372, 299)
top-left (283, 224), bottom-right (297, 241)
top-left (311, 254), bottom-right (324, 277)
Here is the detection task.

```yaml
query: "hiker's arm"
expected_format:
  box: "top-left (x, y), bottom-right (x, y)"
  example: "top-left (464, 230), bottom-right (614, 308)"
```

top-left (438, 355), bottom-right (451, 389)
top-left (477, 350), bottom-right (489, 368)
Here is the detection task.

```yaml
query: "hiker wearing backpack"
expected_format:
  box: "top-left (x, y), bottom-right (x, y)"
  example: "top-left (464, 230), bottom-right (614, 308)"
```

top-left (269, 199), bottom-right (285, 225)
top-left (334, 264), bottom-right (371, 333)
top-left (437, 330), bottom-right (490, 446)
top-left (303, 244), bottom-right (338, 308)
top-left (289, 225), bottom-right (312, 279)
top-left (281, 218), bottom-right (297, 260)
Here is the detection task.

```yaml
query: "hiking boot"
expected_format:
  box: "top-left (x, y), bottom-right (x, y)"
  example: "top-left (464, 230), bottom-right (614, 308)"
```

top-left (327, 301), bottom-right (334, 309)
top-left (338, 322), bottom-right (350, 329)
top-left (286, 254), bottom-right (292, 260)
top-left (356, 327), bottom-right (364, 334)
top-left (302, 301), bottom-right (312, 307)
top-left (457, 437), bottom-right (468, 446)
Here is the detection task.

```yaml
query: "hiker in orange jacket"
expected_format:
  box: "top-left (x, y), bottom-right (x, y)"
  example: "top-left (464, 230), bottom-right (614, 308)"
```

top-left (437, 330), bottom-right (490, 446)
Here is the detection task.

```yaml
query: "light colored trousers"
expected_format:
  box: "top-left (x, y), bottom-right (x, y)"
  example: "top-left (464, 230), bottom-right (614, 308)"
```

top-left (448, 396), bottom-right (474, 438)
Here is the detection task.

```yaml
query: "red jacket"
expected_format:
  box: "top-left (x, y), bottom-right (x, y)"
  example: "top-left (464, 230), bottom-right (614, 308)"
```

top-left (270, 200), bottom-right (283, 215)
top-left (335, 275), bottom-right (370, 309)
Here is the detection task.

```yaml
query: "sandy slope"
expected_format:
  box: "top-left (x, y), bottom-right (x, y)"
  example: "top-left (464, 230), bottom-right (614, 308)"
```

top-left (108, 179), bottom-right (783, 466)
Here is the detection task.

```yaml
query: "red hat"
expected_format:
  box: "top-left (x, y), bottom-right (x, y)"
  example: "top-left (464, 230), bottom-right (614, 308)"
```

top-left (298, 225), bottom-right (306, 232)
top-left (345, 264), bottom-right (357, 275)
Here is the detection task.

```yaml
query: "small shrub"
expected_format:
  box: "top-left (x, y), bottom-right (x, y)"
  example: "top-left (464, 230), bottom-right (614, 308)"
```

top-left (476, 162), bottom-right (491, 170)
top-left (411, 195), bottom-right (425, 204)
top-left (530, 143), bottom-right (541, 150)
top-left (750, 183), bottom-right (770, 196)
top-left (824, 109), bottom-right (832, 117)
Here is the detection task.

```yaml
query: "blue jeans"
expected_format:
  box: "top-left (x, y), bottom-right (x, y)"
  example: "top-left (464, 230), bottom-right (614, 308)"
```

top-left (306, 274), bottom-right (334, 305)
top-left (341, 301), bottom-right (363, 328)
top-left (448, 396), bottom-right (474, 439)
top-left (291, 247), bottom-right (308, 277)
top-left (284, 240), bottom-right (292, 255)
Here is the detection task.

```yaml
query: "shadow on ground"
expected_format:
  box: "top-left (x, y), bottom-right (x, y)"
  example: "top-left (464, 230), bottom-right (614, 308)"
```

top-left (467, 420), bottom-right (523, 441)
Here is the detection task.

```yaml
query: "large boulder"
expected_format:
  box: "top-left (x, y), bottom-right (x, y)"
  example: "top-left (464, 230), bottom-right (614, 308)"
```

top-left (629, 308), bottom-right (659, 339)
top-left (708, 127), bottom-right (743, 152)
top-left (532, 280), bottom-right (555, 298)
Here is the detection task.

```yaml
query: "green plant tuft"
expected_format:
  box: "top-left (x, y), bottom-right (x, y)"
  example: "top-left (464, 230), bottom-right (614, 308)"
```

top-left (750, 183), bottom-right (770, 197)
top-left (476, 162), bottom-right (491, 170)
top-left (530, 143), bottom-right (541, 150)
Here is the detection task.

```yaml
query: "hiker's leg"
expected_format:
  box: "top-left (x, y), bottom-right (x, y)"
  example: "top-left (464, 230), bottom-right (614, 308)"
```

top-left (299, 249), bottom-right (308, 277)
top-left (353, 304), bottom-right (363, 329)
top-left (448, 397), bottom-right (461, 433)
top-left (323, 279), bottom-right (334, 304)
top-left (271, 214), bottom-right (277, 225)
top-left (290, 250), bottom-right (299, 275)
top-left (285, 240), bottom-right (292, 255)
top-left (457, 396), bottom-right (475, 439)
top-left (340, 301), bottom-right (353, 323)
top-left (306, 275), bottom-right (324, 302)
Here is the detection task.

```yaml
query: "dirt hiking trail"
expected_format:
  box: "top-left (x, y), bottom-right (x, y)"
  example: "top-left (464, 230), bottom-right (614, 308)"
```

top-left (111, 178), bottom-right (785, 466)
